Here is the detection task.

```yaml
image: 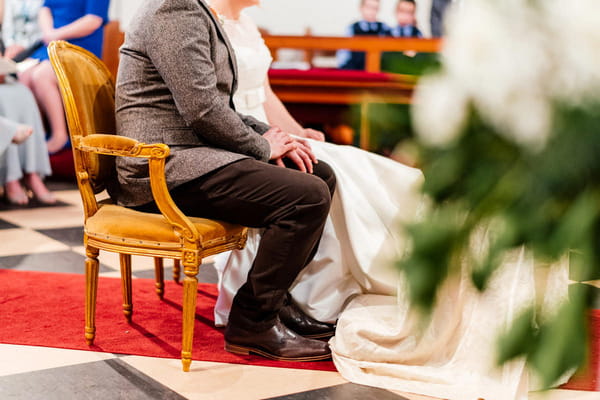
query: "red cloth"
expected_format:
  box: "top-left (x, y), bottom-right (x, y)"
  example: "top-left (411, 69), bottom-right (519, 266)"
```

top-left (49, 148), bottom-right (75, 180)
top-left (561, 310), bottom-right (600, 390)
top-left (0, 269), bottom-right (336, 372)
top-left (268, 68), bottom-right (398, 83)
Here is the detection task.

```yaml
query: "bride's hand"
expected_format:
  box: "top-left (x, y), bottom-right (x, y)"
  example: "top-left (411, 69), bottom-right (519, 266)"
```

top-left (302, 128), bottom-right (325, 142)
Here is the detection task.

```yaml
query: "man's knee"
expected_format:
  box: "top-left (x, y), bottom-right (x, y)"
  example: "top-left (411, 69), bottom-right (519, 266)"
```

top-left (300, 174), bottom-right (332, 220)
top-left (312, 160), bottom-right (336, 198)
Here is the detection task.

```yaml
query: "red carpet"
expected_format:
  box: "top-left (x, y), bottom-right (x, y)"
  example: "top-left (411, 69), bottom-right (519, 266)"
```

top-left (0, 269), bottom-right (336, 372)
top-left (561, 310), bottom-right (600, 390)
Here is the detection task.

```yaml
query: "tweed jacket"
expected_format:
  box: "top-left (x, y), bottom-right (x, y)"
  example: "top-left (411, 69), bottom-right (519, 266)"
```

top-left (114, 0), bottom-right (271, 207)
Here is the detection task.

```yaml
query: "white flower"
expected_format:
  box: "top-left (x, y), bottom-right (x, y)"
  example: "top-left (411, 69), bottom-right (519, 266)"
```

top-left (415, 0), bottom-right (600, 152)
top-left (437, 0), bottom-right (553, 150)
top-left (412, 74), bottom-right (469, 147)
top-left (490, 92), bottom-right (552, 151)
top-left (544, 0), bottom-right (600, 104)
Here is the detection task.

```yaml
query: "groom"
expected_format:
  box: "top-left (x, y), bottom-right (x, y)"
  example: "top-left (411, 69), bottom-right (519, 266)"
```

top-left (114, 0), bottom-right (336, 360)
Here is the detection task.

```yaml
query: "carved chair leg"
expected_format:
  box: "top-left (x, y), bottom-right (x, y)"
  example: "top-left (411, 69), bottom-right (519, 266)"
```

top-left (119, 253), bottom-right (133, 322)
top-left (85, 246), bottom-right (100, 345)
top-left (173, 259), bottom-right (181, 283)
top-left (181, 270), bottom-right (199, 372)
top-left (154, 257), bottom-right (165, 299)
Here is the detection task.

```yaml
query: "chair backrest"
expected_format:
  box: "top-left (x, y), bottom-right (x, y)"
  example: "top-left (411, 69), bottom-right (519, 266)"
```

top-left (48, 40), bottom-right (117, 219)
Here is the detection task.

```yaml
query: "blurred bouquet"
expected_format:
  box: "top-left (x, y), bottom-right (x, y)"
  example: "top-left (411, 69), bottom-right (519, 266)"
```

top-left (401, 0), bottom-right (600, 387)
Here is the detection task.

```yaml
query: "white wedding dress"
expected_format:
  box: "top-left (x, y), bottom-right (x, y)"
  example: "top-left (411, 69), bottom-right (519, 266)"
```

top-left (214, 13), bottom-right (424, 327)
top-left (217, 13), bottom-right (569, 400)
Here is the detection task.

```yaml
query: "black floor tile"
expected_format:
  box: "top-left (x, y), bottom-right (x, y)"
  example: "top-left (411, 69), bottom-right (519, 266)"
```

top-left (265, 383), bottom-right (409, 400)
top-left (0, 198), bottom-right (69, 211)
top-left (0, 219), bottom-right (18, 230)
top-left (0, 250), bottom-right (112, 274)
top-left (36, 226), bottom-right (85, 247)
top-left (133, 262), bottom-right (219, 284)
top-left (0, 358), bottom-right (186, 400)
top-left (45, 179), bottom-right (78, 191)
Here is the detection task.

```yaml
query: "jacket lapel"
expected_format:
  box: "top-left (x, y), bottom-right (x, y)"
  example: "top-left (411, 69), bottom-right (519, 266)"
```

top-left (197, 0), bottom-right (238, 91)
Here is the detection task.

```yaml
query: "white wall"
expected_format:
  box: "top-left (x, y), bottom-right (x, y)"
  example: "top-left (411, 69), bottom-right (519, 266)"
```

top-left (109, 0), bottom-right (433, 37)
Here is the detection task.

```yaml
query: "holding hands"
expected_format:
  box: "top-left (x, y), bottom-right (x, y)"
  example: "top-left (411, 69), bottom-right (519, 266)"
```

top-left (263, 127), bottom-right (318, 174)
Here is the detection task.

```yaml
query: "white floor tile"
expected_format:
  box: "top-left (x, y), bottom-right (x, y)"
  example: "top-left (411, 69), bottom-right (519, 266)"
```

top-left (0, 206), bottom-right (84, 229)
top-left (52, 190), bottom-right (84, 208)
top-left (0, 228), bottom-right (69, 256)
top-left (0, 344), bottom-right (116, 376)
top-left (121, 355), bottom-right (347, 400)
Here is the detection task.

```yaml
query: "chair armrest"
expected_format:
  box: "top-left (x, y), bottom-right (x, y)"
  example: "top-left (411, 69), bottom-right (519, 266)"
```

top-left (77, 134), bottom-right (169, 158)
top-left (76, 134), bottom-right (202, 247)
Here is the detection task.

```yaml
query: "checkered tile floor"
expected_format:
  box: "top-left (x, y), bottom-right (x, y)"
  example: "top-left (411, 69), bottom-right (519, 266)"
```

top-left (0, 181), bottom-right (596, 400)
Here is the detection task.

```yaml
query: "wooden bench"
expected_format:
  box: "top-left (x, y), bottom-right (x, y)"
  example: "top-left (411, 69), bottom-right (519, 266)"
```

top-left (264, 35), bottom-right (441, 149)
top-left (263, 35), bottom-right (441, 73)
top-left (268, 68), bottom-right (419, 149)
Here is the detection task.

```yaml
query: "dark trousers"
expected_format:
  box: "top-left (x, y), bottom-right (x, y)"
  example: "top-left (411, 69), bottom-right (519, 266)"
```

top-left (140, 158), bottom-right (336, 329)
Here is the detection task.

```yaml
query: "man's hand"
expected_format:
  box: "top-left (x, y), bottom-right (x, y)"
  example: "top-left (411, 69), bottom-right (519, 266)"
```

top-left (275, 137), bottom-right (318, 174)
top-left (264, 127), bottom-right (295, 160)
top-left (301, 128), bottom-right (325, 142)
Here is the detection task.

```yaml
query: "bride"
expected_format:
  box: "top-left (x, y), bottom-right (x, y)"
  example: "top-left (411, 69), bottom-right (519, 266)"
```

top-left (210, 0), bottom-right (424, 328)
top-left (208, 1), bottom-right (569, 399)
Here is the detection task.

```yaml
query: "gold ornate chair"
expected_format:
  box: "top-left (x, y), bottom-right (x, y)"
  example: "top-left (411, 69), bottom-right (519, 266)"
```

top-left (48, 41), bottom-right (247, 371)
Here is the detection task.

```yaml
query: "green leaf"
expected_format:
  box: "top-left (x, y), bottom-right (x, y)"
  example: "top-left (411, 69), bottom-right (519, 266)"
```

top-left (497, 307), bottom-right (536, 364)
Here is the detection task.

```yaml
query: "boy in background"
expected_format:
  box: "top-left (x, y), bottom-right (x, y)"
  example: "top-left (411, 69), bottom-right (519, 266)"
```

top-left (337, 0), bottom-right (390, 70)
top-left (390, 0), bottom-right (422, 58)
top-left (391, 0), bottom-right (422, 39)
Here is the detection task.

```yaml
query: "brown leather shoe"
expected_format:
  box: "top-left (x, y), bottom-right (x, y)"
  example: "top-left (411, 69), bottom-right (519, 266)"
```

top-left (279, 294), bottom-right (335, 339)
top-left (224, 316), bottom-right (331, 361)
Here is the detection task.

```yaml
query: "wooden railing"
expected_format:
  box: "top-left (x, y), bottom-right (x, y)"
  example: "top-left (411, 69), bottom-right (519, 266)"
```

top-left (263, 35), bottom-right (442, 73)
top-left (101, 24), bottom-right (443, 149)
top-left (103, 23), bottom-right (442, 76)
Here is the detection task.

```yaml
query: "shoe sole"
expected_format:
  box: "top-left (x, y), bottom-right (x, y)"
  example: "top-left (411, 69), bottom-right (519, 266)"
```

top-left (303, 332), bottom-right (335, 340)
top-left (224, 342), bottom-right (332, 362)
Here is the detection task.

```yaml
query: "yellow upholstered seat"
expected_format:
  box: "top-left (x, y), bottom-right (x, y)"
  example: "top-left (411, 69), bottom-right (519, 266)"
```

top-left (48, 41), bottom-right (247, 372)
top-left (86, 205), bottom-right (245, 250)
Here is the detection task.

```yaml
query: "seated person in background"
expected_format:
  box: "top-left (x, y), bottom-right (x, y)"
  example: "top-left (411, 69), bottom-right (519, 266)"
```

top-left (0, 116), bottom-right (32, 150)
top-left (19, 0), bottom-right (110, 154)
top-left (390, 0), bottom-right (422, 58)
top-left (0, 70), bottom-right (54, 205)
top-left (337, 0), bottom-right (390, 70)
top-left (381, 0), bottom-right (439, 75)
top-left (1, 0), bottom-right (44, 60)
top-left (390, 0), bottom-right (422, 39)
